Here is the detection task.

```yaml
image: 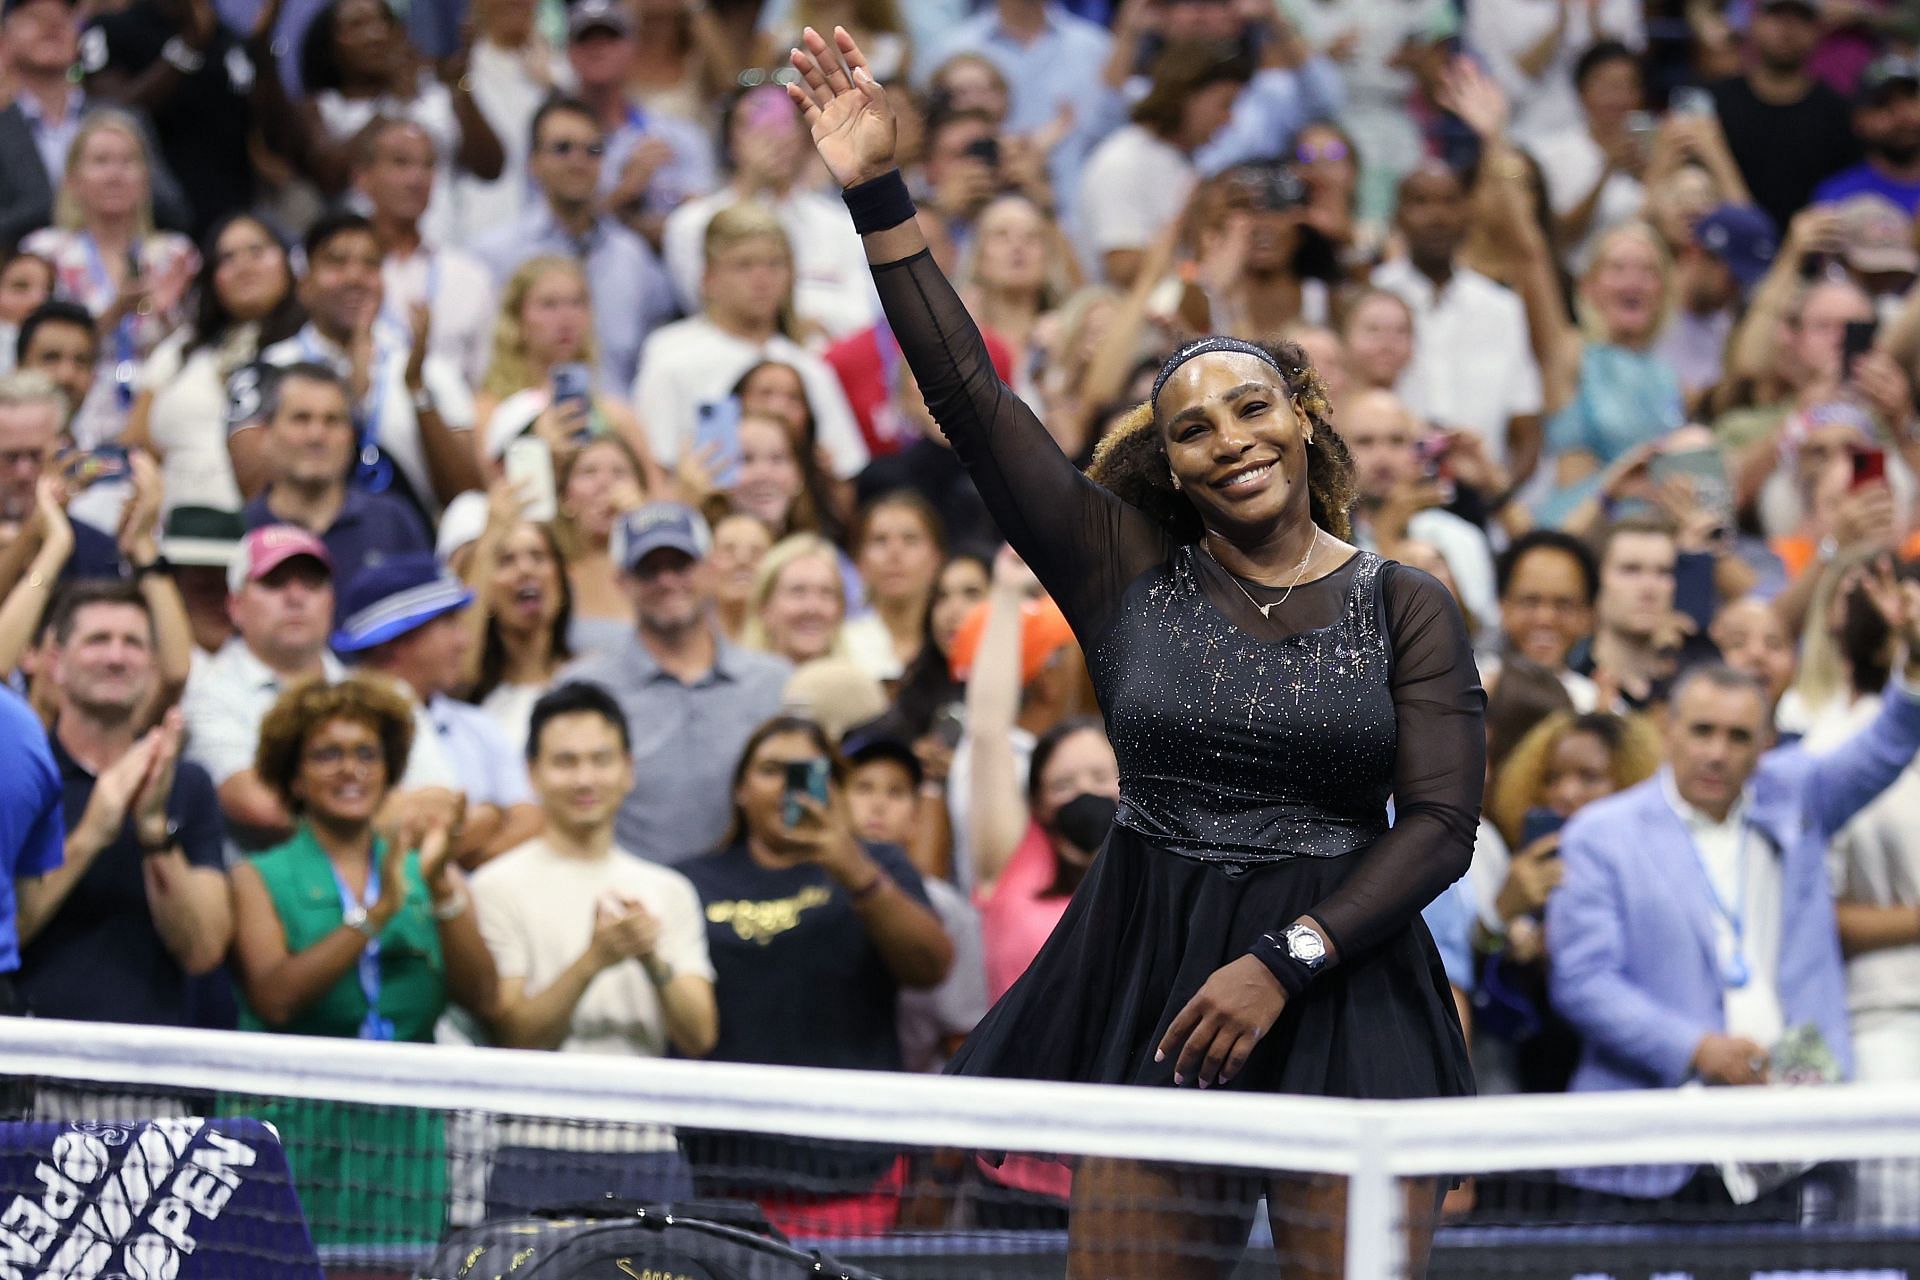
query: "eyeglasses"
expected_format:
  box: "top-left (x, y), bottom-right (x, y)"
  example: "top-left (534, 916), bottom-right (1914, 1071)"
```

top-left (304, 743), bottom-right (382, 771)
top-left (543, 139), bottom-right (606, 158)
top-left (1296, 140), bottom-right (1350, 165)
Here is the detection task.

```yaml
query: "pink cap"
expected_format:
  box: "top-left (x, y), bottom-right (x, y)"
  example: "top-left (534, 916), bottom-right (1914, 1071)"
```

top-left (227, 525), bottom-right (333, 595)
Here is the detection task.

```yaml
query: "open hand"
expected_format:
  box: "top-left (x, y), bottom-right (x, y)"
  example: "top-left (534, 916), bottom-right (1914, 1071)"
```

top-left (1155, 955), bottom-right (1287, 1088)
top-left (786, 26), bottom-right (897, 190)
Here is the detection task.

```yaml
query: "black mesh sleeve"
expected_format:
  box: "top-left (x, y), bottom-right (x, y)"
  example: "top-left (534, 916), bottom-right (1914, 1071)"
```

top-left (869, 250), bottom-right (1169, 638)
top-left (1305, 564), bottom-right (1486, 961)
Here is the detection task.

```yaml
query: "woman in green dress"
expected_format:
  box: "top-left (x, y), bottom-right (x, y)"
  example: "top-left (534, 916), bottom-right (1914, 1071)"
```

top-left (229, 674), bottom-right (498, 1249)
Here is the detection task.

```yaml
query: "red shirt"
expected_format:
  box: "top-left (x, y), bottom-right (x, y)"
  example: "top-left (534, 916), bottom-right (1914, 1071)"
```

top-left (825, 321), bottom-right (1016, 458)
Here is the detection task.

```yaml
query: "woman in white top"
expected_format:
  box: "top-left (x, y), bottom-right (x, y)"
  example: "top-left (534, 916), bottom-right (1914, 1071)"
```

top-left (294, 0), bottom-right (504, 231)
top-left (23, 110), bottom-right (200, 448)
top-left (448, 0), bottom-right (565, 245)
top-left (457, 494), bottom-right (575, 752)
top-left (633, 202), bottom-right (867, 480)
top-left (1466, 0), bottom-right (1642, 145)
top-left (474, 255), bottom-right (664, 491)
top-left (125, 214), bottom-right (303, 514)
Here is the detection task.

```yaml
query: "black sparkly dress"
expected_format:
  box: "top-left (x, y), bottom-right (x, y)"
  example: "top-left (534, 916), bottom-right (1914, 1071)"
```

top-left (875, 249), bottom-right (1479, 1103)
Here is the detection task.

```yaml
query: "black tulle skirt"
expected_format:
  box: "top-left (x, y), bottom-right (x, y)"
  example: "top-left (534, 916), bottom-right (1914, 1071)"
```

top-left (947, 825), bottom-right (1475, 1102)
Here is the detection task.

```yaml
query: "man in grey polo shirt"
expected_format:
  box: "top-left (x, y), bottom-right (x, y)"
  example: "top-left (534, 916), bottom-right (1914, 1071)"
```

top-left (562, 503), bottom-right (790, 864)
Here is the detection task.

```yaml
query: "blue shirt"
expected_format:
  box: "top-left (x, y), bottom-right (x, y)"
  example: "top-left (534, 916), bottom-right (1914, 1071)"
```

top-left (922, 4), bottom-right (1111, 136)
top-left (600, 106), bottom-right (718, 219)
top-left (1813, 164), bottom-right (1920, 216)
top-left (242, 488), bottom-right (432, 602)
top-left (471, 204), bottom-right (677, 394)
top-left (0, 689), bottom-right (63, 975)
top-left (1538, 343), bottom-right (1685, 526)
top-left (427, 694), bottom-right (532, 808)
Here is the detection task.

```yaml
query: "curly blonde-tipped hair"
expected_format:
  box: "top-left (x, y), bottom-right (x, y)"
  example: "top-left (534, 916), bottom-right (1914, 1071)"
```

top-left (254, 675), bottom-right (416, 817)
top-left (1087, 338), bottom-right (1356, 542)
top-left (1487, 710), bottom-right (1663, 848)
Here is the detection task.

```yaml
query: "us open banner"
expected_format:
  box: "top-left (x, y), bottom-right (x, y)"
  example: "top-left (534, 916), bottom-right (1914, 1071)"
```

top-left (0, 1118), bottom-right (321, 1280)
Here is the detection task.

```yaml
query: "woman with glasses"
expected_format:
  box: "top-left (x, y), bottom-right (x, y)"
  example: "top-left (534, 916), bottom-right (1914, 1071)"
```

top-left (229, 675), bottom-right (498, 1246)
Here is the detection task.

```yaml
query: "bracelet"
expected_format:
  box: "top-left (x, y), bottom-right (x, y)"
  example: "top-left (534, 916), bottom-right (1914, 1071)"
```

top-left (842, 168), bottom-right (917, 236)
top-left (130, 554), bottom-right (169, 580)
top-left (431, 892), bottom-right (468, 921)
top-left (161, 36), bottom-right (205, 74)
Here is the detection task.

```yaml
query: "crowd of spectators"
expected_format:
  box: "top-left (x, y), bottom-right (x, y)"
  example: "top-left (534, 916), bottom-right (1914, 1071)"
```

top-left (4, 0), bottom-right (1920, 1236)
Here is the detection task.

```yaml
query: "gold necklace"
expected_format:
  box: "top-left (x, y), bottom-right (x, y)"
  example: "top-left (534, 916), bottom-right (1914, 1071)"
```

top-left (1208, 529), bottom-right (1320, 619)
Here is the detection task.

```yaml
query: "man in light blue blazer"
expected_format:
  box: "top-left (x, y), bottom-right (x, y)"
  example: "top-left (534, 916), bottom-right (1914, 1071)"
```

top-left (1548, 646), bottom-right (1920, 1200)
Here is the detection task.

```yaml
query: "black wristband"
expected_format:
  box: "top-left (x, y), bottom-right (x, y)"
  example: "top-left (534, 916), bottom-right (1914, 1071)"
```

top-left (1249, 933), bottom-right (1312, 998)
top-left (842, 169), bottom-right (917, 236)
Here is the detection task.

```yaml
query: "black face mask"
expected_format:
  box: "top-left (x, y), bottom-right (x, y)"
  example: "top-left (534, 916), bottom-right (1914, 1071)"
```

top-left (1052, 793), bottom-right (1118, 852)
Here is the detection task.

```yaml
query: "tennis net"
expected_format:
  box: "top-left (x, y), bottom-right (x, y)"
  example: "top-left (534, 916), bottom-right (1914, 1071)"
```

top-left (0, 1019), bottom-right (1916, 1279)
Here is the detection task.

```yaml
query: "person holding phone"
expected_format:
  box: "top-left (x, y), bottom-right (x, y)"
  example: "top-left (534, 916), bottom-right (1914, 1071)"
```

top-left (1476, 709), bottom-right (1661, 1093)
top-left (678, 713), bottom-right (951, 1235)
top-left (792, 27), bottom-right (1482, 1272)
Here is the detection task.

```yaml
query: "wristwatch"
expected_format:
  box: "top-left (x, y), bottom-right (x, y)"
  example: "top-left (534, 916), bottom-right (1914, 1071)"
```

top-left (160, 36), bottom-right (205, 74)
top-left (343, 905), bottom-right (378, 939)
top-left (1281, 923), bottom-right (1328, 972)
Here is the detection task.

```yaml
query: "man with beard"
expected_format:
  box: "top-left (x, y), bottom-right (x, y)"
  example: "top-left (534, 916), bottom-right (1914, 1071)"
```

top-left (560, 503), bottom-right (790, 865)
top-left (1710, 0), bottom-right (1860, 233)
top-left (14, 580), bottom-right (230, 1025)
top-left (1815, 59), bottom-right (1920, 214)
top-left (1372, 162), bottom-right (1544, 485)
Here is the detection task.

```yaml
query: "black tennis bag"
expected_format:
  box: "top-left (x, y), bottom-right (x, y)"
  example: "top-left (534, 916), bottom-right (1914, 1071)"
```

top-left (416, 1200), bottom-right (887, 1280)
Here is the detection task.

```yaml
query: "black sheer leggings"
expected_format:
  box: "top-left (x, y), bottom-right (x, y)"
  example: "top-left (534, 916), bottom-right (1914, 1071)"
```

top-left (1066, 1158), bottom-right (1440, 1279)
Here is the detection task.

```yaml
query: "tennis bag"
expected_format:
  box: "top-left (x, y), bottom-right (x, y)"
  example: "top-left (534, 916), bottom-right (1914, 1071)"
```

top-left (416, 1200), bottom-right (887, 1280)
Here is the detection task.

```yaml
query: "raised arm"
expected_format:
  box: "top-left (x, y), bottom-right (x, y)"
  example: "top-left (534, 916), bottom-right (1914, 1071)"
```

top-left (785, 26), bottom-right (1167, 634)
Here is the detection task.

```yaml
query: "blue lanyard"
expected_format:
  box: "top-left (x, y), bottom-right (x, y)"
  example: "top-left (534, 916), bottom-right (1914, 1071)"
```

top-left (81, 232), bottom-right (137, 409)
top-left (332, 857), bottom-right (396, 1041)
top-left (298, 325), bottom-right (396, 493)
top-left (1690, 822), bottom-right (1753, 990)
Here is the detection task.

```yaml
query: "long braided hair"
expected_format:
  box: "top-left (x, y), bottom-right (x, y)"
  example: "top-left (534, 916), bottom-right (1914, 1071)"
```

top-left (1086, 338), bottom-right (1356, 543)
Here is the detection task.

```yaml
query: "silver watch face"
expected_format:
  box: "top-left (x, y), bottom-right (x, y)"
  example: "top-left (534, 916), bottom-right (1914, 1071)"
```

top-left (343, 905), bottom-right (368, 930)
top-left (1285, 925), bottom-right (1327, 968)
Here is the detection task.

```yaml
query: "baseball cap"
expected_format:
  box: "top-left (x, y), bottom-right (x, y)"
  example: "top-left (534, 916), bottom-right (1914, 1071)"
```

top-left (1693, 204), bottom-right (1779, 294)
top-left (162, 506), bottom-right (245, 569)
top-left (1834, 193), bottom-right (1919, 275)
top-left (568, 0), bottom-right (630, 41)
top-left (840, 727), bottom-right (925, 787)
top-left (611, 502), bottom-right (711, 573)
top-left (331, 552), bottom-right (474, 653)
top-left (1859, 55), bottom-right (1920, 104)
top-left (434, 490), bottom-right (491, 565)
top-left (947, 594), bottom-right (1076, 685)
top-left (227, 524), bottom-right (333, 596)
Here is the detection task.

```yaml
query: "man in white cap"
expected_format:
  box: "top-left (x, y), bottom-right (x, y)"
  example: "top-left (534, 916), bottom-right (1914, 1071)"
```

top-left (334, 552), bottom-right (541, 865)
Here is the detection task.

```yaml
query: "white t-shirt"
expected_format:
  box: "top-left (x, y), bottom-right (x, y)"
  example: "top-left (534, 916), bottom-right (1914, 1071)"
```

top-left (138, 326), bottom-right (249, 513)
top-left (1075, 124), bottom-right (1196, 260)
top-left (315, 78), bottom-right (464, 246)
top-left (630, 315), bottom-right (868, 478)
top-left (382, 245), bottom-right (499, 390)
top-left (661, 187), bottom-right (877, 342)
top-left (1535, 126), bottom-right (1646, 271)
top-left (471, 837), bottom-right (715, 1059)
top-left (1467, 0), bottom-right (1644, 146)
top-left (445, 39), bottom-right (565, 248)
top-left (1372, 259), bottom-right (1544, 466)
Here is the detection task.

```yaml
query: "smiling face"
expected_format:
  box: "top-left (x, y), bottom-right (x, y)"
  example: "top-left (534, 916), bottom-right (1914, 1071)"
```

top-left (732, 416), bottom-right (803, 528)
top-left (301, 227), bottom-right (383, 339)
top-left (1585, 228), bottom-right (1667, 345)
top-left (1709, 597), bottom-right (1795, 709)
top-left (1158, 351), bottom-right (1313, 539)
top-left (563, 438), bottom-right (642, 542)
top-left (1543, 728), bottom-right (1616, 818)
top-left (357, 123), bottom-right (436, 225)
top-left (293, 714), bottom-right (390, 827)
top-left (710, 513), bottom-right (773, 613)
top-left (0, 255), bottom-right (54, 327)
top-left (1500, 546), bottom-right (1592, 670)
top-left (331, 0), bottom-right (399, 78)
top-left (212, 218), bottom-right (292, 323)
top-left (759, 551), bottom-right (843, 664)
top-left (930, 556), bottom-right (989, 654)
top-left (530, 708), bottom-right (631, 836)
